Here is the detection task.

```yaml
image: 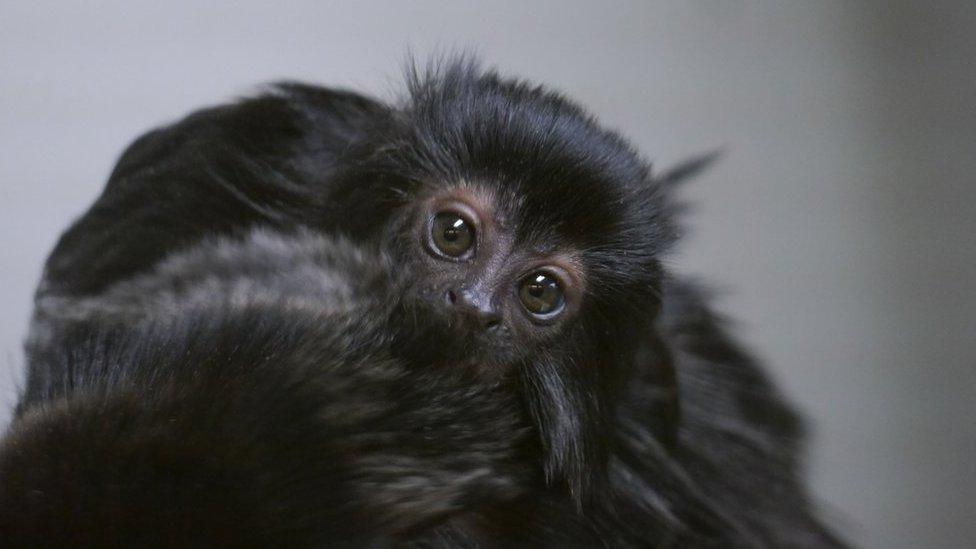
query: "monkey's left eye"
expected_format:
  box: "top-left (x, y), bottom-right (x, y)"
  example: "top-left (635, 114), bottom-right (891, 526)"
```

top-left (518, 272), bottom-right (565, 318)
top-left (430, 212), bottom-right (475, 258)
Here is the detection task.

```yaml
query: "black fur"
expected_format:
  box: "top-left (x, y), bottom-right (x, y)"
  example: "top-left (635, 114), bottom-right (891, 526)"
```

top-left (10, 59), bottom-right (845, 546)
top-left (5, 234), bottom-right (533, 546)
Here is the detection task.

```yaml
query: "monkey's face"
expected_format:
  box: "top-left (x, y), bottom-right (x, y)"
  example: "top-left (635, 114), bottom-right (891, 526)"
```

top-left (333, 64), bottom-right (674, 384)
top-left (323, 62), bottom-right (679, 499)
top-left (386, 183), bottom-right (587, 374)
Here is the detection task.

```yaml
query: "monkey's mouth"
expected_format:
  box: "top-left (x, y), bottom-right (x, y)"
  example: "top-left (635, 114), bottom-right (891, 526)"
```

top-left (435, 348), bottom-right (518, 380)
top-left (420, 327), bottom-right (516, 367)
top-left (393, 325), bottom-right (518, 377)
top-left (388, 296), bottom-right (521, 374)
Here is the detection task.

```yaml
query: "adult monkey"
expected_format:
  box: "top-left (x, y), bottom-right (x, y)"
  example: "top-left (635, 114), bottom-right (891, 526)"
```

top-left (20, 60), bottom-right (844, 546)
top-left (3, 233), bottom-right (535, 546)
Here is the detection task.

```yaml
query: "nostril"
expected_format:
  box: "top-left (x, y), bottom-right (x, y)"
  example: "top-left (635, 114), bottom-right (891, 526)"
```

top-left (447, 289), bottom-right (458, 304)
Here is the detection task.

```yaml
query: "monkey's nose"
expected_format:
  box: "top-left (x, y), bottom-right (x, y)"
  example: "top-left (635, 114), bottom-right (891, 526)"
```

top-left (447, 289), bottom-right (501, 330)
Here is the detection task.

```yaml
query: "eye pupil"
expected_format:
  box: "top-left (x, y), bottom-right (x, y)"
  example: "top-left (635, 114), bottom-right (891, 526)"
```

top-left (443, 219), bottom-right (464, 242)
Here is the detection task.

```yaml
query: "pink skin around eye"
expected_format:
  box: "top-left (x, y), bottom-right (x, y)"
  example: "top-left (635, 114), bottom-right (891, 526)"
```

top-left (421, 182), bottom-right (587, 316)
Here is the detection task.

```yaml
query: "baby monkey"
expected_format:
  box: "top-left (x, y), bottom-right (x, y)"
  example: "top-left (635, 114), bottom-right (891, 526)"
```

top-left (14, 60), bottom-right (845, 546)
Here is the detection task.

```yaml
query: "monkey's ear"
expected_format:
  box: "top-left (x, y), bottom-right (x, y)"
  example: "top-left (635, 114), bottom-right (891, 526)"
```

top-left (655, 150), bottom-right (722, 188)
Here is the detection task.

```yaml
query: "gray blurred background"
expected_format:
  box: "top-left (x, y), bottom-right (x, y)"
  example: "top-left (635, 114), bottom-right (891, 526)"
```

top-left (1, 1), bottom-right (973, 547)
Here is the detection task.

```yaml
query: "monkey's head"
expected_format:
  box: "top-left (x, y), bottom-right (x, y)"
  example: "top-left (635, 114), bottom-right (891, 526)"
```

top-left (329, 60), bottom-right (677, 503)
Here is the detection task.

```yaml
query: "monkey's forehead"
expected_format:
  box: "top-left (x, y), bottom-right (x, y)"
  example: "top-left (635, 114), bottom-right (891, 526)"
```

top-left (408, 67), bottom-right (663, 213)
top-left (388, 62), bottom-right (677, 274)
top-left (400, 61), bottom-right (651, 184)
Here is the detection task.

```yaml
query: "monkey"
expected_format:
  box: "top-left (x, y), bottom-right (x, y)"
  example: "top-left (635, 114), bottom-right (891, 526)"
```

top-left (14, 59), bottom-right (846, 546)
top-left (2, 231), bottom-right (536, 546)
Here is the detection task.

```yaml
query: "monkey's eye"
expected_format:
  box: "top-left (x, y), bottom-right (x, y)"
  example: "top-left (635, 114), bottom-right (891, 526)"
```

top-left (518, 272), bottom-right (565, 318)
top-left (430, 212), bottom-right (475, 258)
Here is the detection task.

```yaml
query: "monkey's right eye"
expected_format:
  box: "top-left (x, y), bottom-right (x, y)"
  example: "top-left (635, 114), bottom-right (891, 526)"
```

top-left (430, 212), bottom-right (475, 258)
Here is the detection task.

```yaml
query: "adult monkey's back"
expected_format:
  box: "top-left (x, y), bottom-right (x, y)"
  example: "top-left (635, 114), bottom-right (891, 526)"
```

top-left (25, 59), bottom-right (845, 546)
top-left (5, 232), bottom-right (532, 546)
